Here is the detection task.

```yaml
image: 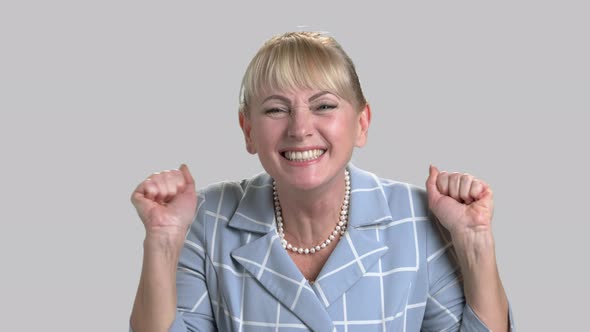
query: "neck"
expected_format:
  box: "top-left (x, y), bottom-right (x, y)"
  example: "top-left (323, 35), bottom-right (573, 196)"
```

top-left (274, 170), bottom-right (348, 247)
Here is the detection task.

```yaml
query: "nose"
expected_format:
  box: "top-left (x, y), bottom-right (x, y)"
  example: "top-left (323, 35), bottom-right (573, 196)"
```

top-left (287, 110), bottom-right (313, 140)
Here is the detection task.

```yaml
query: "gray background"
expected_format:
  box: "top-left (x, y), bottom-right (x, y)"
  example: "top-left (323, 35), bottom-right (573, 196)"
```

top-left (1, 1), bottom-right (588, 331)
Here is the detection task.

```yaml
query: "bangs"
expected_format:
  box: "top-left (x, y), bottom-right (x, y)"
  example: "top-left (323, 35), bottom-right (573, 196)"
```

top-left (240, 33), bottom-right (362, 112)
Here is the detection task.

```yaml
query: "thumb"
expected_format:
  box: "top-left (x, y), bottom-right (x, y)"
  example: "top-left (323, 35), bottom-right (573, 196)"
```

top-left (426, 164), bottom-right (442, 207)
top-left (180, 164), bottom-right (195, 189)
top-left (166, 164), bottom-right (197, 212)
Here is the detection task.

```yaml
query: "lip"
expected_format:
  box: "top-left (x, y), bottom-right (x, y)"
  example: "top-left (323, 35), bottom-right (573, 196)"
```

top-left (278, 146), bottom-right (327, 153)
top-left (279, 146), bottom-right (327, 166)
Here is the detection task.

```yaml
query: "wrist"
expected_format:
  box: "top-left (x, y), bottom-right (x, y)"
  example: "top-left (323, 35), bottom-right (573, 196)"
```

top-left (450, 226), bottom-right (494, 248)
top-left (450, 229), bottom-right (497, 270)
top-left (144, 228), bottom-right (187, 252)
top-left (451, 229), bottom-right (508, 331)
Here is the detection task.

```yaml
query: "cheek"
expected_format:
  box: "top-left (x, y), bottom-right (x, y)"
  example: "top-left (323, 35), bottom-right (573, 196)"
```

top-left (251, 122), bottom-right (283, 149)
top-left (324, 116), bottom-right (358, 142)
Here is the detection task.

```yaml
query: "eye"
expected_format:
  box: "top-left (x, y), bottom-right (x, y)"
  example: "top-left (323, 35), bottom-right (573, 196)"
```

top-left (316, 104), bottom-right (337, 111)
top-left (265, 108), bottom-right (287, 113)
top-left (264, 108), bottom-right (289, 116)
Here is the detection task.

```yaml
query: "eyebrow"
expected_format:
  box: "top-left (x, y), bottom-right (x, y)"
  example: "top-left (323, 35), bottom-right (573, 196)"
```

top-left (262, 95), bottom-right (290, 104)
top-left (309, 91), bottom-right (336, 102)
top-left (261, 91), bottom-right (338, 104)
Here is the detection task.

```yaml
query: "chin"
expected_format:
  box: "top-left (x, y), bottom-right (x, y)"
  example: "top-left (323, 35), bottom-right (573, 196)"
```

top-left (277, 169), bottom-right (337, 192)
top-left (286, 178), bottom-right (323, 191)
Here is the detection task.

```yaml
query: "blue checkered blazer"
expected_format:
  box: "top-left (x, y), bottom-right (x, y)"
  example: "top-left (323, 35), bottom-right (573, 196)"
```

top-left (136, 164), bottom-right (514, 331)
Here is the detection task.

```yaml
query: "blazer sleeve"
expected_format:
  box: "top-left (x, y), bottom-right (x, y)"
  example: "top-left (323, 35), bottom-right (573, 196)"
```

top-left (421, 215), bottom-right (515, 332)
top-left (171, 191), bottom-right (217, 331)
top-left (129, 191), bottom-right (217, 332)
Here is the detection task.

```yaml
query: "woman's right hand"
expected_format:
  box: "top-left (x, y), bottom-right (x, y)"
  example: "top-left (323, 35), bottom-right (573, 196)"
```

top-left (131, 164), bottom-right (197, 237)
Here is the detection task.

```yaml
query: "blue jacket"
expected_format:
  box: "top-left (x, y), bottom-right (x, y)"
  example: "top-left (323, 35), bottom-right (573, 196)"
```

top-left (133, 164), bottom-right (514, 331)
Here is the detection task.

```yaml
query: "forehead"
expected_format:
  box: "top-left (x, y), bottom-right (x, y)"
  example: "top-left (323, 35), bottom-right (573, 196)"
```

top-left (258, 88), bottom-right (342, 104)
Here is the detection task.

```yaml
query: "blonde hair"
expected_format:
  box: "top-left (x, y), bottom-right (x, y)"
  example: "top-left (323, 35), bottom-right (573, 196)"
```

top-left (239, 32), bottom-right (367, 115)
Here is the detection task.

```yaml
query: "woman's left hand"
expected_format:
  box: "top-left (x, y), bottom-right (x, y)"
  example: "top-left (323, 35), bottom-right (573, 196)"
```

top-left (425, 165), bottom-right (494, 236)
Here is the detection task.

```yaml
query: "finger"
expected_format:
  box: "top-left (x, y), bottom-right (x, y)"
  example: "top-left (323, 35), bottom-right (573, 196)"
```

top-left (459, 173), bottom-right (474, 204)
top-left (148, 173), bottom-right (170, 204)
top-left (130, 187), bottom-right (158, 219)
top-left (162, 170), bottom-right (180, 202)
top-left (144, 180), bottom-right (160, 201)
top-left (131, 181), bottom-right (149, 204)
top-left (436, 171), bottom-right (450, 196)
top-left (170, 170), bottom-right (189, 202)
top-left (131, 178), bottom-right (161, 208)
top-left (180, 164), bottom-right (195, 187)
top-left (167, 164), bottom-right (198, 212)
top-left (426, 165), bottom-right (439, 191)
top-left (470, 180), bottom-right (494, 217)
top-left (172, 170), bottom-right (187, 194)
top-left (470, 179), bottom-right (490, 201)
top-left (426, 165), bottom-right (443, 206)
top-left (480, 183), bottom-right (494, 203)
top-left (448, 173), bottom-right (461, 201)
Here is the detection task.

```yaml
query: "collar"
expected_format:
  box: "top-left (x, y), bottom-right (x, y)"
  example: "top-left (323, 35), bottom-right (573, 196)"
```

top-left (227, 163), bottom-right (394, 233)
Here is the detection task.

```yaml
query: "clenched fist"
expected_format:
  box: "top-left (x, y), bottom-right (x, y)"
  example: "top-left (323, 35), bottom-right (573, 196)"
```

top-left (131, 164), bottom-right (197, 235)
top-left (426, 165), bottom-right (494, 236)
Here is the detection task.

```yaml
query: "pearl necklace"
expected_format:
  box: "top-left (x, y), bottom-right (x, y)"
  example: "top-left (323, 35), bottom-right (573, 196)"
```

top-left (273, 170), bottom-right (350, 255)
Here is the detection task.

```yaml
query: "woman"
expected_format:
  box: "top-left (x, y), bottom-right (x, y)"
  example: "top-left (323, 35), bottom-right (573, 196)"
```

top-left (130, 32), bottom-right (514, 331)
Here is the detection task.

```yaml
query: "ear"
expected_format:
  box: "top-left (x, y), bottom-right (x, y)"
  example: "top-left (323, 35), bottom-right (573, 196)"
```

top-left (354, 104), bottom-right (371, 147)
top-left (239, 111), bottom-right (257, 154)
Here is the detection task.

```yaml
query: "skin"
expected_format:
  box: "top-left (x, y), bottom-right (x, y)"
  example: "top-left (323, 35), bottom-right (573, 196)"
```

top-left (240, 89), bottom-right (370, 191)
top-left (130, 165), bottom-right (197, 332)
top-left (130, 87), bottom-right (509, 331)
top-left (239, 88), bottom-right (371, 282)
top-left (427, 166), bottom-right (509, 331)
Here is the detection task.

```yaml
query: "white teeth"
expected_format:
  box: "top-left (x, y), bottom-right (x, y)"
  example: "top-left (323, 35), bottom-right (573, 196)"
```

top-left (284, 149), bottom-right (325, 162)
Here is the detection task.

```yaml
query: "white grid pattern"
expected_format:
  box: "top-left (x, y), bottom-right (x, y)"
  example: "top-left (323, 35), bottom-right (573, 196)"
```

top-left (164, 165), bottom-right (512, 332)
top-left (232, 254), bottom-right (314, 289)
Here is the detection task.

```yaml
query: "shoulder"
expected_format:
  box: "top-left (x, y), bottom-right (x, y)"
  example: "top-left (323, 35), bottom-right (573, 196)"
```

top-left (190, 171), bottom-right (275, 238)
top-left (349, 164), bottom-right (430, 219)
top-left (196, 171), bottom-right (270, 210)
top-left (350, 167), bottom-right (453, 275)
top-left (188, 172), bottom-right (275, 263)
top-left (382, 177), bottom-right (430, 218)
top-left (349, 165), bottom-right (448, 246)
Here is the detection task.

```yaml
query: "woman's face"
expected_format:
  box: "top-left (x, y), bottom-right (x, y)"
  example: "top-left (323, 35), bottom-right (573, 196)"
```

top-left (240, 87), bottom-right (371, 192)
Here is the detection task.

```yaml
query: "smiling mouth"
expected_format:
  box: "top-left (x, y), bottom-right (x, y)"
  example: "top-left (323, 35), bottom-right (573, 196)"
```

top-left (281, 149), bottom-right (326, 162)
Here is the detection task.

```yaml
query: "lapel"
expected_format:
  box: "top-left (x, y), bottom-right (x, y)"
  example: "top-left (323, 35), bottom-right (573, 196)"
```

top-left (312, 164), bottom-right (393, 307)
top-left (228, 164), bottom-right (393, 330)
top-left (228, 172), bottom-right (334, 331)
top-left (231, 232), bottom-right (335, 331)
